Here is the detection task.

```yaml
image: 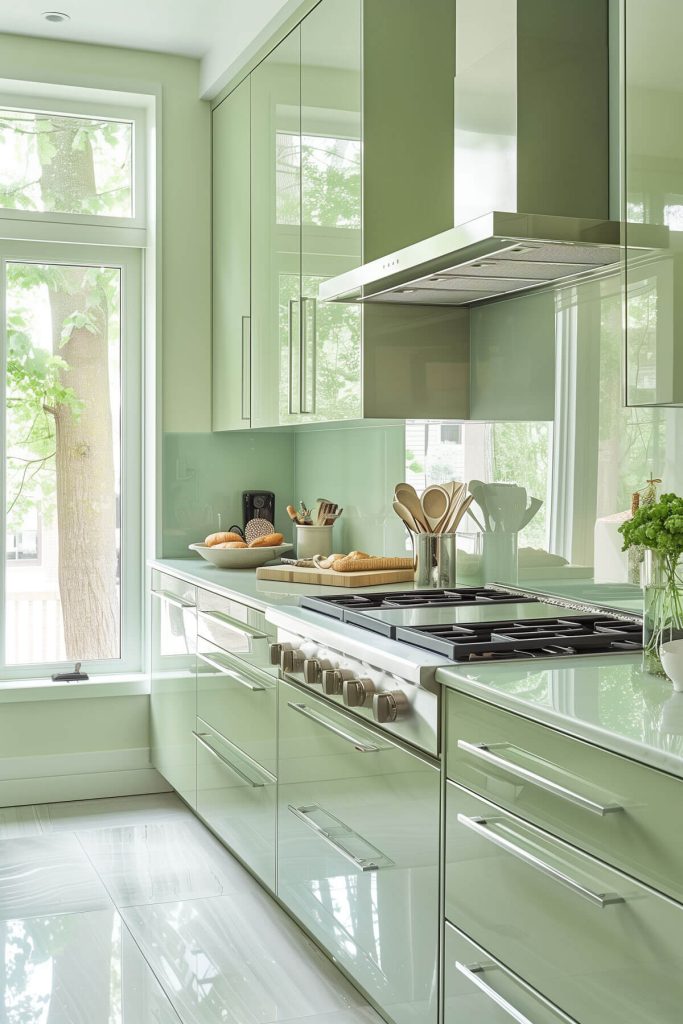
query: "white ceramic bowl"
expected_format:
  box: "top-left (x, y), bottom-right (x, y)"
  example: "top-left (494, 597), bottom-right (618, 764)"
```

top-left (660, 639), bottom-right (683, 691)
top-left (189, 542), bottom-right (292, 569)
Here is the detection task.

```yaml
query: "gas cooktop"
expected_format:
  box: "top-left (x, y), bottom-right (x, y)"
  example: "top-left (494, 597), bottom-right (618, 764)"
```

top-left (301, 587), bottom-right (534, 619)
top-left (394, 614), bottom-right (643, 662)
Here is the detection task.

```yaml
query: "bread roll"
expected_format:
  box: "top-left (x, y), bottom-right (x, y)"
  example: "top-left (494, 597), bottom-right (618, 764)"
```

top-left (214, 540), bottom-right (248, 549)
top-left (205, 531), bottom-right (243, 547)
top-left (249, 532), bottom-right (284, 548)
top-left (348, 550), bottom-right (370, 560)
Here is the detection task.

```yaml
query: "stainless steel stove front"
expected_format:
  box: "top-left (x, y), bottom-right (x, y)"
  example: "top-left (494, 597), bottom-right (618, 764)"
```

top-left (271, 624), bottom-right (439, 757)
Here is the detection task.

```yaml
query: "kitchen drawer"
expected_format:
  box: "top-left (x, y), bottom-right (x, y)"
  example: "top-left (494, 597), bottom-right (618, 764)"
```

top-left (444, 922), bottom-right (577, 1024)
top-left (277, 679), bottom-right (439, 1024)
top-left (195, 719), bottom-right (276, 890)
top-left (151, 570), bottom-right (196, 609)
top-left (446, 690), bottom-right (683, 903)
top-left (197, 637), bottom-right (276, 775)
top-left (196, 588), bottom-right (275, 675)
top-left (446, 782), bottom-right (683, 1024)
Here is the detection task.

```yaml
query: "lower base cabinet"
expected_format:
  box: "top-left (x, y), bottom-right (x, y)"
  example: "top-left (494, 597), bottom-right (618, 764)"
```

top-left (444, 922), bottom-right (575, 1024)
top-left (276, 679), bottom-right (440, 1024)
top-left (195, 719), bottom-right (277, 890)
top-left (445, 780), bottom-right (683, 1024)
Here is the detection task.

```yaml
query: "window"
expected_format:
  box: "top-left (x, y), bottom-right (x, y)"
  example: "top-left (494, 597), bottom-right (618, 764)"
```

top-left (0, 91), bottom-right (145, 678)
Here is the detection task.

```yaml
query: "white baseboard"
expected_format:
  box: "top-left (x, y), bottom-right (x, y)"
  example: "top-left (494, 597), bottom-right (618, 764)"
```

top-left (0, 746), bottom-right (172, 806)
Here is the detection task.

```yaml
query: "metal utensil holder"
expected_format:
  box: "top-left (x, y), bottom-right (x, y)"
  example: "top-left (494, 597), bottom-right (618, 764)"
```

top-left (482, 531), bottom-right (519, 585)
top-left (411, 533), bottom-right (457, 589)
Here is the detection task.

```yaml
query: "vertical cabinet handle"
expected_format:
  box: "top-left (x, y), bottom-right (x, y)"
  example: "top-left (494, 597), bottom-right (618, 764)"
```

top-left (241, 315), bottom-right (251, 421)
top-left (301, 296), bottom-right (317, 414)
top-left (288, 298), bottom-right (299, 415)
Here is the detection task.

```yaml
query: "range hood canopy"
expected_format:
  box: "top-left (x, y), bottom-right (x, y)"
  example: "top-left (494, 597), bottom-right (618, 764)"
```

top-left (321, 0), bottom-right (669, 309)
top-left (319, 212), bottom-right (669, 307)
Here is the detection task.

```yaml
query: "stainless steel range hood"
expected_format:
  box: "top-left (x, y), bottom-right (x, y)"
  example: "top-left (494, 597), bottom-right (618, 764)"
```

top-left (320, 0), bottom-right (668, 309)
top-left (319, 212), bottom-right (668, 306)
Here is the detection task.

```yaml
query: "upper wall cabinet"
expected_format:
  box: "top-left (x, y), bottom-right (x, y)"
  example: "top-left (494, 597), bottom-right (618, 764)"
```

top-left (212, 0), bottom-right (468, 430)
top-left (624, 0), bottom-right (683, 406)
top-left (213, 79), bottom-right (251, 430)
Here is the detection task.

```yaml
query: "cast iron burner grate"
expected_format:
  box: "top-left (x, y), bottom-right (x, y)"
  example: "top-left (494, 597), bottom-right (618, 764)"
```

top-left (394, 615), bottom-right (643, 661)
top-left (301, 587), bottom-right (534, 620)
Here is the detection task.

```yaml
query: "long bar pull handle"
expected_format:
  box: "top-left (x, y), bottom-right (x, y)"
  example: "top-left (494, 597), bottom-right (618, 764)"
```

top-left (300, 297), bottom-right (317, 414)
top-left (288, 298), bottom-right (299, 415)
top-left (151, 590), bottom-right (195, 611)
top-left (287, 702), bottom-right (381, 752)
top-left (197, 610), bottom-right (267, 651)
top-left (457, 814), bottom-right (624, 908)
top-left (241, 315), bottom-right (251, 421)
top-left (197, 652), bottom-right (265, 691)
top-left (456, 740), bottom-right (623, 816)
top-left (288, 803), bottom-right (393, 871)
top-left (455, 963), bottom-right (534, 1024)
top-left (193, 731), bottom-right (263, 787)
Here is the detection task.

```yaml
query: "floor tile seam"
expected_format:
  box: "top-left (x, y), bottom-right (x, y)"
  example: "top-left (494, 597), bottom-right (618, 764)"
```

top-left (117, 910), bottom-right (186, 1024)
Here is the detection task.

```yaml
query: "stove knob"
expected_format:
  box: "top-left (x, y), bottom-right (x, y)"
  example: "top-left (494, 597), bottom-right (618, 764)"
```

top-left (373, 690), bottom-right (410, 723)
top-left (280, 648), bottom-right (304, 674)
top-left (343, 677), bottom-right (376, 708)
top-left (269, 642), bottom-right (289, 665)
top-left (303, 659), bottom-right (323, 685)
top-left (321, 668), bottom-right (352, 696)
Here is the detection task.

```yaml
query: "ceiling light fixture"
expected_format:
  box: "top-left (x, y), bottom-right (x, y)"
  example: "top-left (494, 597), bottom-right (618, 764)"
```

top-left (43, 11), bottom-right (70, 22)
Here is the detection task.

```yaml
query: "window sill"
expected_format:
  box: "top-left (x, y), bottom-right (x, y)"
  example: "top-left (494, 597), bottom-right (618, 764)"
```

top-left (0, 673), bottom-right (150, 704)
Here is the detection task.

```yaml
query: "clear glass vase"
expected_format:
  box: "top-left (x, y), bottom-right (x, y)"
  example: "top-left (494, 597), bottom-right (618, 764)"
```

top-left (642, 550), bottom-right (683, 675)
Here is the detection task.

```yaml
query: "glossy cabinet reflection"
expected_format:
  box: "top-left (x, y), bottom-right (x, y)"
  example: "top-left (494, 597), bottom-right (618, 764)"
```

top-left (277, 679), bottom-right (440, 1024)
top-left (212, 78), bottom-right (251, 430)
top-left (625, 0), bottom-right (683, 406)
top-left (250, 29), bottom-right (303, 428)
top-left (150, 573), bottom-right (197, 808)
top-left (300, 0), bottom-right (362, 422)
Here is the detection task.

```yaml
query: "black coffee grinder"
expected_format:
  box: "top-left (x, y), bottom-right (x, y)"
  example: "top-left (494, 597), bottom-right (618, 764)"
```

top-left (242, 490), bottom-right (275, 529)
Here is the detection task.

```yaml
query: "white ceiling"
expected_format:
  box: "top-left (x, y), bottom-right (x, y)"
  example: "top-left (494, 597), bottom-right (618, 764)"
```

top-left (0, 0), bottom-right (300, 97)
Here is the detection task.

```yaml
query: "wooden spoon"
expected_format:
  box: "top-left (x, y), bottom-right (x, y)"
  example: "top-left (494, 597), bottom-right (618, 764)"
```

top-left (421, 485), bottom-right (450, 531)
top-left (393, 499), bottom-right (422, 535)
top-left (395, 484), bottom-right (429, 532)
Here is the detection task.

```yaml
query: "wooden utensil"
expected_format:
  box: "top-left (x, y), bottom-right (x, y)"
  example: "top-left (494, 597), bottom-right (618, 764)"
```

top-left (395, 484), bottom-right (429, 532)
top-left (435, 481), bottom-right (467, 532)
top-left (421, 485), bottom-right (450, 531)
top-left (468, 480), bottom-right (492, 532)
top-left (393, 499), bottom-right (422, 535)
top-left (442, 493), bottom-right (474, 533)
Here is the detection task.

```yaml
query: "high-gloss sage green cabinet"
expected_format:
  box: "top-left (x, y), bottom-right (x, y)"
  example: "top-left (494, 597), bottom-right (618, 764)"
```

top-left (150, 572), bottom-right (197, 807)
top-left (212, 78), bottom-right (251, 430)
top-left (212, 0), bottom-right (468, 430)
top-left (277, 678), bottom-right (440, 1024)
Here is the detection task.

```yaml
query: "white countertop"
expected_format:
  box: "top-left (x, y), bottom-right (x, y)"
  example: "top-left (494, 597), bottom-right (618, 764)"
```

top-left (150, 558), bottom-right (412, 612)
top-left (436, 655), bottom-right (683, 779)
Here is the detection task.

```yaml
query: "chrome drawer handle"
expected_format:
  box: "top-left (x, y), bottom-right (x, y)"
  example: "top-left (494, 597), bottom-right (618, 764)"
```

top-left (198, 609), bottom-right (267, 648)
top-left (197, 652), bottom-right (265, 691)
top-left (457, 740), bottom-right (623, 816)
top-left (457, 813), bottom-right (624, 909)
top-left (152, 590), bottom-right (194, 611)
top-left (288, 803), bottom-right (393, 871)
top-left (193, 731), bottom-right (271, 788)
top-left (287, 702), bottom-right (381, 753)
top-left (455, 962), bottom-right (535, 1024)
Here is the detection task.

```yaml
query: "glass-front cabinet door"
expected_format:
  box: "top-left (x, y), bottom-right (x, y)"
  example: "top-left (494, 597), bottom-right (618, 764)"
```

top-left (300, 0), bottom-right (362, 421)
top-left (212, 78), bottom-right (251, 430)
top-left (250, 28), bottom-right (302, 428)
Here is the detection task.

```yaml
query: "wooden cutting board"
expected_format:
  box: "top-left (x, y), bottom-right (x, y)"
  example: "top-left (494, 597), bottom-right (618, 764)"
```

top-left (256, 563), bottom-right (415, 588)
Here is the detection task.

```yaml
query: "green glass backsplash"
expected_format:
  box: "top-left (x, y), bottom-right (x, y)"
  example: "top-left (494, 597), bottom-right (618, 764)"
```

top-left (162, 431), bottom-right (295, 556)
top-left (293, 423), bottom-right (407, 555)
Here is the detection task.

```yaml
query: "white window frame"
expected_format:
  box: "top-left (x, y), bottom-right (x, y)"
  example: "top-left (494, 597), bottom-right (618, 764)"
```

top-left (0, 92), bottom-right (146, 247)
top-left (0, 239), bottom-right (143, 678)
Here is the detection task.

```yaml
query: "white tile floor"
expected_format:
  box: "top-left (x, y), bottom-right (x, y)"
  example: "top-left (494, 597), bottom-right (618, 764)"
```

top-left (0, 792), bottom-right (384, 1024)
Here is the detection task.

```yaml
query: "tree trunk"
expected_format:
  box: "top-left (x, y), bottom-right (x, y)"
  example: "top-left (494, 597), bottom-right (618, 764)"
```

top-left (40, 119), bottom-right (119, 660)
